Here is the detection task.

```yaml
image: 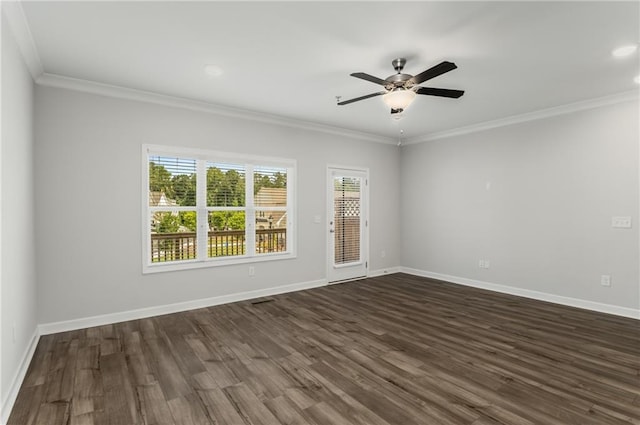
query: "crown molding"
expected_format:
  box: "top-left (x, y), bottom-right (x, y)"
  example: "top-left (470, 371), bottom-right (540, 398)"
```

top-left (2, 0), bottom-right (44, 80)
top-left (32, 72), bottom-right (640, 147)
top-left (406, 90), bottom-right (640, 145)
top-left (36, 73), bottom-right (396, 145)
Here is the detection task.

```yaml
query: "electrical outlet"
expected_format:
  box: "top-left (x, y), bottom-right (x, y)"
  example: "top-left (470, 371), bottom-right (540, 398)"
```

top-left (485, 260), bottom-right (490, 269)
top-left (601, 275), bottom-right (611, 287)
top-left (248, 266), bottom-right (255, 277)
top-left (479, 260), bottom-right (485, 268)
top-left (381, 250), bottom-right (386, 258)
top-left (612, 216), bottom-right (632, 229)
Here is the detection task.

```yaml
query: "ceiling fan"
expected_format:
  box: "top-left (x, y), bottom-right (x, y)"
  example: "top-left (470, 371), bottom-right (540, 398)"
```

top-left (338, 58), bottom-right (464, 114)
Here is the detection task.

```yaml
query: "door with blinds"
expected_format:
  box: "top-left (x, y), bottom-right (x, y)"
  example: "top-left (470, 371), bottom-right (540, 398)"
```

top-left (327, 167), bottom-right (368, 283)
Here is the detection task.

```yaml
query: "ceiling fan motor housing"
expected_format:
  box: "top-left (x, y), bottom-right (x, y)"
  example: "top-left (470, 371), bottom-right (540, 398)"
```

top-left (387, 58), bottom-right (413, 88)
top-left (386, 73), bottom-right (413, 88)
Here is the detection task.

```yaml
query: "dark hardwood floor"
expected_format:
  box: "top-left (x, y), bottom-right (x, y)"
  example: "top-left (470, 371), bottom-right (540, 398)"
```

top-left (8, 273), bottom-right (640, 425)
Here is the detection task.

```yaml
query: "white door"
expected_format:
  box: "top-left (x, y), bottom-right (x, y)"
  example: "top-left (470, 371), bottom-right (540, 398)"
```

top-left (327, 167), bottom-right (368, 283)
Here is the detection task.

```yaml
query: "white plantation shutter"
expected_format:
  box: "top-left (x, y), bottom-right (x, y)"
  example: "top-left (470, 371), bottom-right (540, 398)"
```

top-left (254, 166), bottom-right (288, 254)
top-left (333, 177), bottom-right (361, 265)
top-left (206, 162), bottom-right (246, 208)
top-left (148, 156), bottom-right (198, 263)
top-left (206, 162), bottom-right (247, 258)
top-left (148, 156), bottom-right (197, 207)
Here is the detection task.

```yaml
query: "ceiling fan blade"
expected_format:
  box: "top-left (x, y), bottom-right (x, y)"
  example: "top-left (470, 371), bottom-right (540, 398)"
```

top-left (415, 87), bottom-right (465, 98)
top-left (337, 91), bottom-right (386, 105)
top-left (410, 61), bottom-right (457, 85)
top-left (350, 72), bottom-right (389, 86)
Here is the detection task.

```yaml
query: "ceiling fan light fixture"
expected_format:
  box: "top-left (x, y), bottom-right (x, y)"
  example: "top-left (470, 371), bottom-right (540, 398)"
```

top-left (383, 88), bottom-right (416, 110)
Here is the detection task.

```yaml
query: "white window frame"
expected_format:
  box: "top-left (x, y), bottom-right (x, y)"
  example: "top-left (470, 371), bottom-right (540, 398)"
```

top-left (142, 144), bottom-right (296, 274)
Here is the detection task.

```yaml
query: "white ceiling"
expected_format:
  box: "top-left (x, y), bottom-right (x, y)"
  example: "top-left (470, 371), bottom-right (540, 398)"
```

top-left (14, 1), bottom-right (640, 142)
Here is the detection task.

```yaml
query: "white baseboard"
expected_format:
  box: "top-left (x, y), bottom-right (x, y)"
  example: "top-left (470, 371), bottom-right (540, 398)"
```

top-left (369, 267), bottom-right (401, 278)
top-left (1, 328), bottom-right (40, 425)
top-left (401, 267), bottom-right (640, 319)
top-left (39, 278), bottom-right (328, 335)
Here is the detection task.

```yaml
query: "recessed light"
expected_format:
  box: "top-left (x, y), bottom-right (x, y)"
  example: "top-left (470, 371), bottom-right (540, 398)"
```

top-left (204, 64), bottom-right (223, 77)
top-left (612, 44), bottom-right (638, 58)
top-left (634, 75), bottom-right (640, 84)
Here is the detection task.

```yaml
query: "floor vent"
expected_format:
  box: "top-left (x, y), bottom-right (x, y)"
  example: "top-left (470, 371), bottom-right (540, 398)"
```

top-left (251, 299), bottom-right (275, 305)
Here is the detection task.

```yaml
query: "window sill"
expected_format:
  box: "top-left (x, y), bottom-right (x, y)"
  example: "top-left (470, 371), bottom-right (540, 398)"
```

top-left (142, 252), bottom-right (297, 274)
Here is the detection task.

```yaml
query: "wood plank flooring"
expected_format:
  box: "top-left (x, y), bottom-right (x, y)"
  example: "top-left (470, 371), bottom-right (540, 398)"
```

top-left (8, 273), bottom-right (640, 424)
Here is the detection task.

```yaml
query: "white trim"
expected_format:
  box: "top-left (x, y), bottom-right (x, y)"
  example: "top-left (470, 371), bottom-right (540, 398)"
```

top-left (143, 252), bottom-right (298, 274)
top-left (144, 144), bottom-right (297, 168)
top-left (1, 328), bottom-right (40, 425)
top-left (38, 278), bottom-right (328, 335)
top-left (401, 267), bottom-right (640, 320)
top-left (34, 75), bottom-right (638, 148)
top-left (1, 1), bottom-right (44, 80)
top-left (0, 10), bottom-right (3, 424)
top-left (326, 166), bottom-right (370, 283)
top-left (369, 267), bottom-right (401, 277)
top-left (405, 90), bottom-right (640, 145)
top-left (36, 73), bottom-right (395, 145)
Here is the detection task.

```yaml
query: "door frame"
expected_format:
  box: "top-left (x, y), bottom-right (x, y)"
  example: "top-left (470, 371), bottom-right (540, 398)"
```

top-left (326, 165), bottom-right (369, 284)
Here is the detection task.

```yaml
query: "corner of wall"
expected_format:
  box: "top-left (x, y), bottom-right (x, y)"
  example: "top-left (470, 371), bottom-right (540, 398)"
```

top-left (1, 8), bottom-right (39, 422)
top-left (0, 329), bottom-right (39, 424)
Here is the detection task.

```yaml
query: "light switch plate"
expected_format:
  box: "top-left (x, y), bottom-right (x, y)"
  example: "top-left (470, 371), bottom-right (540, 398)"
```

top-left (612, 216), bottom-right (632, 229)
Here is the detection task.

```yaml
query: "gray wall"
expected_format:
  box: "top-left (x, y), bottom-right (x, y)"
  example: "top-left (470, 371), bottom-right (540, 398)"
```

top-left (34, 86), bottom-right (401, 324)
top-left (1, 13), bottom-right (37, 411)
top-left (33, 86), bottom-right (639, 324)
top-left (401, 99), bottom-right (639, 310)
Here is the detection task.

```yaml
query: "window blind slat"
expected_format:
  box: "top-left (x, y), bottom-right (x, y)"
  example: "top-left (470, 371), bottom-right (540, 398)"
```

top-left (206, 162), bottom-right (246, 207)
top-left (333, 177), bottom-right (361, 265)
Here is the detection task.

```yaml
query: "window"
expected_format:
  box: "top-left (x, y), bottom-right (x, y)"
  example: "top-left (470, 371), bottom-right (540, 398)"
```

top-left (143, 145), bottom-right (296, 273)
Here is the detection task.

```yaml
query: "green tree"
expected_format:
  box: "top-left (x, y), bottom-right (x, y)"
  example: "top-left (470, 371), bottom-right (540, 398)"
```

top-left (224, 169), bottom-right (244, 206)
top-left (156, 213), bottom-right (180, 233)
top-left (210, 211), bottom-right (245, 230)
top-left (149, 162), bottom-right (174, 198)
top-left (179, 211), bottom-right (197, 231)
top-left (334, 177), bottom-right (359, 191)
top-left (207, 167), bottom-right (224, 206)
top-left (273, 172), bottom-right (286, 188)
top-left (207, 167), bottom-right (245, 207)
top-left (172, 174), bottom-right (196, 206)
top-left (227, 211), bottom-right (246, 229)
top-left (254, 170), bottom-right (286, 195)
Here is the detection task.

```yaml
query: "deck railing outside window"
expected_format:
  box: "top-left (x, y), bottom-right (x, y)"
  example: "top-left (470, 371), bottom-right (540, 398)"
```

top-left (150, 228), bottom-right (286, 262)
